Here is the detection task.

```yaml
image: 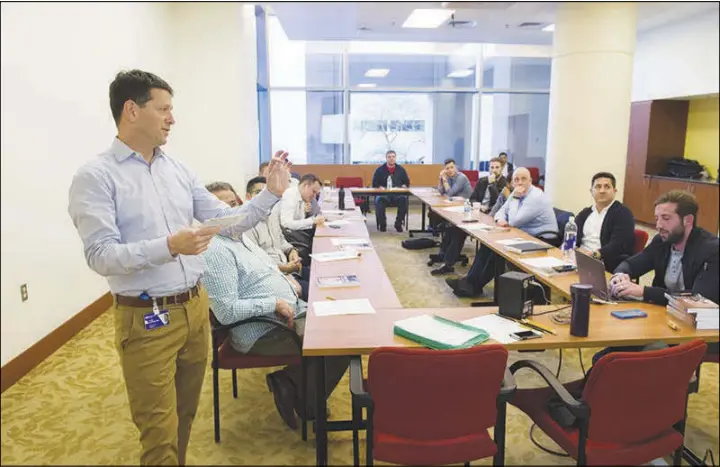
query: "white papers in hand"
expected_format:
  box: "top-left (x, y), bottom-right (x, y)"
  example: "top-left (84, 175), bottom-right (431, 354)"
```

top-left (395, 315), bottom-right (480, 347)
top-left (310, 251), bottom-right (361, 262)
top-left (496, 237), bottom-right (532, 246)
top-left (462, 314), bottom-right (528, 344)
top-left (313, 298), bottom-right (375, 317)
top-left (203, 214), bottom-right (247, 229)
top-left (326, 219), bottom-right (351, 226)
top-left (520, 257), bottom-right (570, 270)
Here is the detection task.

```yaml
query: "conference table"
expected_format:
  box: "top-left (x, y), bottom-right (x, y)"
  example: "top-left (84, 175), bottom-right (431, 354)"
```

top-left (307, 188), bottom-right (719, 466)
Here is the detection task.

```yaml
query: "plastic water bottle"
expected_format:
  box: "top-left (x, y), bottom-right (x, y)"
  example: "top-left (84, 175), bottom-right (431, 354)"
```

top-left (562, 216), bottom-right (578, 264)
top-left (386, 175), bottom-right (393, 189)
top-left (338, 186), bottom-right (345, 211)
top-left (464, 199), bottom-right (472, 220)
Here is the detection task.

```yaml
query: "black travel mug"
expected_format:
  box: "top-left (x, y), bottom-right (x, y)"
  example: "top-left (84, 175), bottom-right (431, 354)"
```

top-left (570, 284), bottom-right (593, 337)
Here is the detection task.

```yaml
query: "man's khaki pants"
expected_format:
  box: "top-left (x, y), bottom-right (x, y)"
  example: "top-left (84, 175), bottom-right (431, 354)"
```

top-left (113, 287), bottom-right (209, 465)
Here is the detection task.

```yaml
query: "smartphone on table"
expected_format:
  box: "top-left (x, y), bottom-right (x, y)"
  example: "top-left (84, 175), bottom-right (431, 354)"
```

top-left (509, 329), bottom-right (543, 341)
top-left (610, 309), bottom-right (648, 320)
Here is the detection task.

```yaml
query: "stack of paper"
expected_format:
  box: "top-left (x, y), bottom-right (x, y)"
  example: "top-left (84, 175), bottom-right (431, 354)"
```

top-left (463, 223), bottom-right (495, 231)
top-left (310, 251), bottom-right (362, 262)
top-left (313, 298), bottom-right (375, 317)
top-left (442, 206), bottom-right (466, 213)
top-left (520, 257), bottom-right (571, 271)
top-left (496, 238), bottom-right (531, 246)
top-left (462, 314), bottom-right (529, 344)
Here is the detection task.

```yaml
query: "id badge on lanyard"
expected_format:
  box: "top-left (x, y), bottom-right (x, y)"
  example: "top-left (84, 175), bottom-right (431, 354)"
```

top-left (143, 297), bottom-right (170, 330)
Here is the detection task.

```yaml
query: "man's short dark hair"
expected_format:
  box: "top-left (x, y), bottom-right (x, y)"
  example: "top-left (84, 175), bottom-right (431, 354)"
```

top-left (655, 190), bottom-right (699, 225)
top-left (386, 150), bottom-right (396, 157)
top-left (259, 161), bottom-right (270, 174)
top-left (246, 176), bottom-right (267, 195)
top-left (591, 172), bottom-right (617, 188)
top-left (205, 181), bottom-right (238, 196)
top-left (498, 152), bottom-right (508, 158)
top-left (300, 173), bottom-right (321, 186)
top-left (444, 158), bottom-right (456, 166)
top-left (489, 157), bottom-right (501, 165)
top-left (109, 70), bottom-right (173, 125)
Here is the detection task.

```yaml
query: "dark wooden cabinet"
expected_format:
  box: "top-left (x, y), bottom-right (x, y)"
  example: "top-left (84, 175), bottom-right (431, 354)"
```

top-left (624, 100), bottom-right (718, 233)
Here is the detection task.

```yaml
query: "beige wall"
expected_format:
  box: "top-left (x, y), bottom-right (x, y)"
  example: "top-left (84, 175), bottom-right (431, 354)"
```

top-left (0, 3), bottom-right (260, 366)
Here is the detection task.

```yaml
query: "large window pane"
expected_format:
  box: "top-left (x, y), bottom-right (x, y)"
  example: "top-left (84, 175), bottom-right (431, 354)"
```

top-left (349, 92), bottom-right (474, 168)
top-left (268, 16), bottom-right (342, 87)
top-left (479, 93), bottom-right (550, 174)
top-left (270, 91), bottom-right (344, 165)
top-left (348, 42), bottom-right (479, 89)
top-left (482, 57), bottom-right (551, 89)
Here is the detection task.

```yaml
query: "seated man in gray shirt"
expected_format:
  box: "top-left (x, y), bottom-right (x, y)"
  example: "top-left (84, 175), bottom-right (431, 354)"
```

top-left (447, 168), bottom-right (558, 297)
top-left (202, 232), bottom-right (349, 432)
top-left (437, 158), bottom-right (472, 198)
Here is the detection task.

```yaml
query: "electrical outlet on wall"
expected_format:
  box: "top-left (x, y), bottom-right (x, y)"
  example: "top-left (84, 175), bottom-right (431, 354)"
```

top-left (20, 284), bottom-right (28, 302)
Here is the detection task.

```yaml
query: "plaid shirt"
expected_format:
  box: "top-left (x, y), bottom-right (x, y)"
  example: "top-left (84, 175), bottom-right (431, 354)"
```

top-left (201, 234), bottom-right (306, 353)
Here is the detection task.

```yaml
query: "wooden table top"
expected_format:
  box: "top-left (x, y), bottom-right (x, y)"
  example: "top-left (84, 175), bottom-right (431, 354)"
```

top-left (409, 187), bottom-right (467, 208)
top-left (307, 237), bottom-right (402, 318)
top-left (302, 302), bottom-right (720, 356)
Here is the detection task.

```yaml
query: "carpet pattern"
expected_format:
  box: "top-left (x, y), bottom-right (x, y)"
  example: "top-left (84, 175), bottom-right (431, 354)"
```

top-left (2, 207), bottom-right (717, 465)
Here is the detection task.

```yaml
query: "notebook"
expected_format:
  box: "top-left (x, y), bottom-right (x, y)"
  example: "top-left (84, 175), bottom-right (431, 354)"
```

top-left (394, 315), bottom-right (490, 350)
top-left (503, 242), bottom-right (552, 254)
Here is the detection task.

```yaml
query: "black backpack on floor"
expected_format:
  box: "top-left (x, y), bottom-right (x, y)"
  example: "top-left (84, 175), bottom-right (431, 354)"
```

top-left (401, 238), bottom-right (439, 250)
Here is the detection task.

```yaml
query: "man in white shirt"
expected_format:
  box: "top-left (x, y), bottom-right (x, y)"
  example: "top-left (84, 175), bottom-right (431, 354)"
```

top-left (574, 172), bottom-right (636, 272)
top-left (280, 174), bottom-right (325, 231)
top-left (498, 151), bottom-right (514, 179)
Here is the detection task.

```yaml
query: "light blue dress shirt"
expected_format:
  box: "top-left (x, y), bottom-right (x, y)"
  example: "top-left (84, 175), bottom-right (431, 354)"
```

top-left (438, 172), bottom-right (473, 199)
top-left (68, 138), bottom-right (279, 297)
top-left (202, 234), bottom-right (306, 353)
top-left (494, 185), bottom-right (558, 236)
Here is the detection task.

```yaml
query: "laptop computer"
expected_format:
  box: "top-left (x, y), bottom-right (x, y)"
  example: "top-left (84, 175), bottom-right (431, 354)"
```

top-left (575, 249), bottom-right (621, 302)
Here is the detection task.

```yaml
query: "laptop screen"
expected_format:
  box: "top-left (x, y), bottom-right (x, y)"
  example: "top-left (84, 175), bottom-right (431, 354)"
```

top-left (575, 250), bottom-right (610, 300)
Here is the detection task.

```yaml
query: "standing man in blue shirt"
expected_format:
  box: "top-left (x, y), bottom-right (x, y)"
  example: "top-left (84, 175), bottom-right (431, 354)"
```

top-left (68, 69), bottom-right (291, 466)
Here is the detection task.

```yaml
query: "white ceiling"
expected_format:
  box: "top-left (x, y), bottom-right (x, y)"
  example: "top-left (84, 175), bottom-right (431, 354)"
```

top-left (265, 1), bottom-right (719, 45)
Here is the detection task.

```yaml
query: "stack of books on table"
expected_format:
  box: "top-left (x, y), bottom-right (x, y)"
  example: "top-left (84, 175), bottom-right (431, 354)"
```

top-left (665, 293), bottom-right (719, 330)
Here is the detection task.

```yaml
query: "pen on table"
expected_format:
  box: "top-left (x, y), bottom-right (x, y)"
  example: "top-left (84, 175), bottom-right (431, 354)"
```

top-left (325, 296), bottom-right (336, 301)
top-left (667, 320), bottom-right (680, 331)
top-left (521, 318), bottom-right (557, 335)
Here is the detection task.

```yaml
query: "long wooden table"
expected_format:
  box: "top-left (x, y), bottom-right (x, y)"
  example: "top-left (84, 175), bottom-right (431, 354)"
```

top-left (304, 187), bottom-right (719, 466)
top-left (407, 187), bottom-right (465, 236)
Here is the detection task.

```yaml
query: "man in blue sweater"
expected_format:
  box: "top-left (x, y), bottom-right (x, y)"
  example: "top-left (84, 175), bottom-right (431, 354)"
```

top-left (447, 167), bottom-right (558, 297)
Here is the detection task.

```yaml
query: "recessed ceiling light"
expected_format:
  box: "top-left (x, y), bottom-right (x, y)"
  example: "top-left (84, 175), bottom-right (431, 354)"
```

top-left (364, 69), bottom-right (390, 78)
top-left (542, 24), bottom-right (555, 32)
top-left (357, 83), bottom-right (377, 88)
top-left (402, 9), bottom-right (455, 29)
top-left (447, 69), bottom-right (474, 78)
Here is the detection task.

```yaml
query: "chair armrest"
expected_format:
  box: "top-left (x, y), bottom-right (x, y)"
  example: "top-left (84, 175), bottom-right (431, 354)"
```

top-left (349, 356), bottom-right (373, 405)
top-left (213, 316), bottom-right (302, 352)
top-left (499, 367), bottom-right (517, 402)
top-left (510, 360), bottom-right (589, 419)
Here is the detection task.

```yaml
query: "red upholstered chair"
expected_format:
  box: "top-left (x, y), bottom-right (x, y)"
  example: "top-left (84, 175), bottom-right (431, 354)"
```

top-left (336, 176), bottom-right (369, 214)
top-left (210, 310), bottom-right (307, 442)
top-left (509, 339), bottom-right (707, 466)
top-left (634, 229), bottom-right (649, 254)
top-left (349, 345), bottom-right (516, 466)
top-left (527, 167), bottom-right (545, 190)
top-left (460, 170), bottom-right (480, 189)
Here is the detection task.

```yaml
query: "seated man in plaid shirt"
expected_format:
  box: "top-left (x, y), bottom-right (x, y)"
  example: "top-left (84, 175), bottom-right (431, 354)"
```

top-left (202, 229), bottom-right (349, 432)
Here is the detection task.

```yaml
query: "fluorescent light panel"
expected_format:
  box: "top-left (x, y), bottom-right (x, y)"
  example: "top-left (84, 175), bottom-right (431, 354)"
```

top-left (357, 83), bottom-right (377, 88)
top-left (402, 9), bottom-right (454, 29)
top-left (542, 24), bottom-right (555, 32)
top-left (364, 68), bottom-right (390, 78)
top-left (447, 69), bottom-right (474, 78)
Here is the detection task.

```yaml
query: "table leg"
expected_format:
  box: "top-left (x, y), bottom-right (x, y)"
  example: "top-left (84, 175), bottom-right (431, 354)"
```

top-left (683, 447), bottom-right (708, 466)
top-left (493, 253), bottom-right (505, 306)
top-left (315, 356), bottom-right (328, 466)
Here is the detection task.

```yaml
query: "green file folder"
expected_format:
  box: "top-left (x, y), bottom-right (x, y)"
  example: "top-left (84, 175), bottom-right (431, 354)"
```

top-left (394, 314), bottom-right (490, 350)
